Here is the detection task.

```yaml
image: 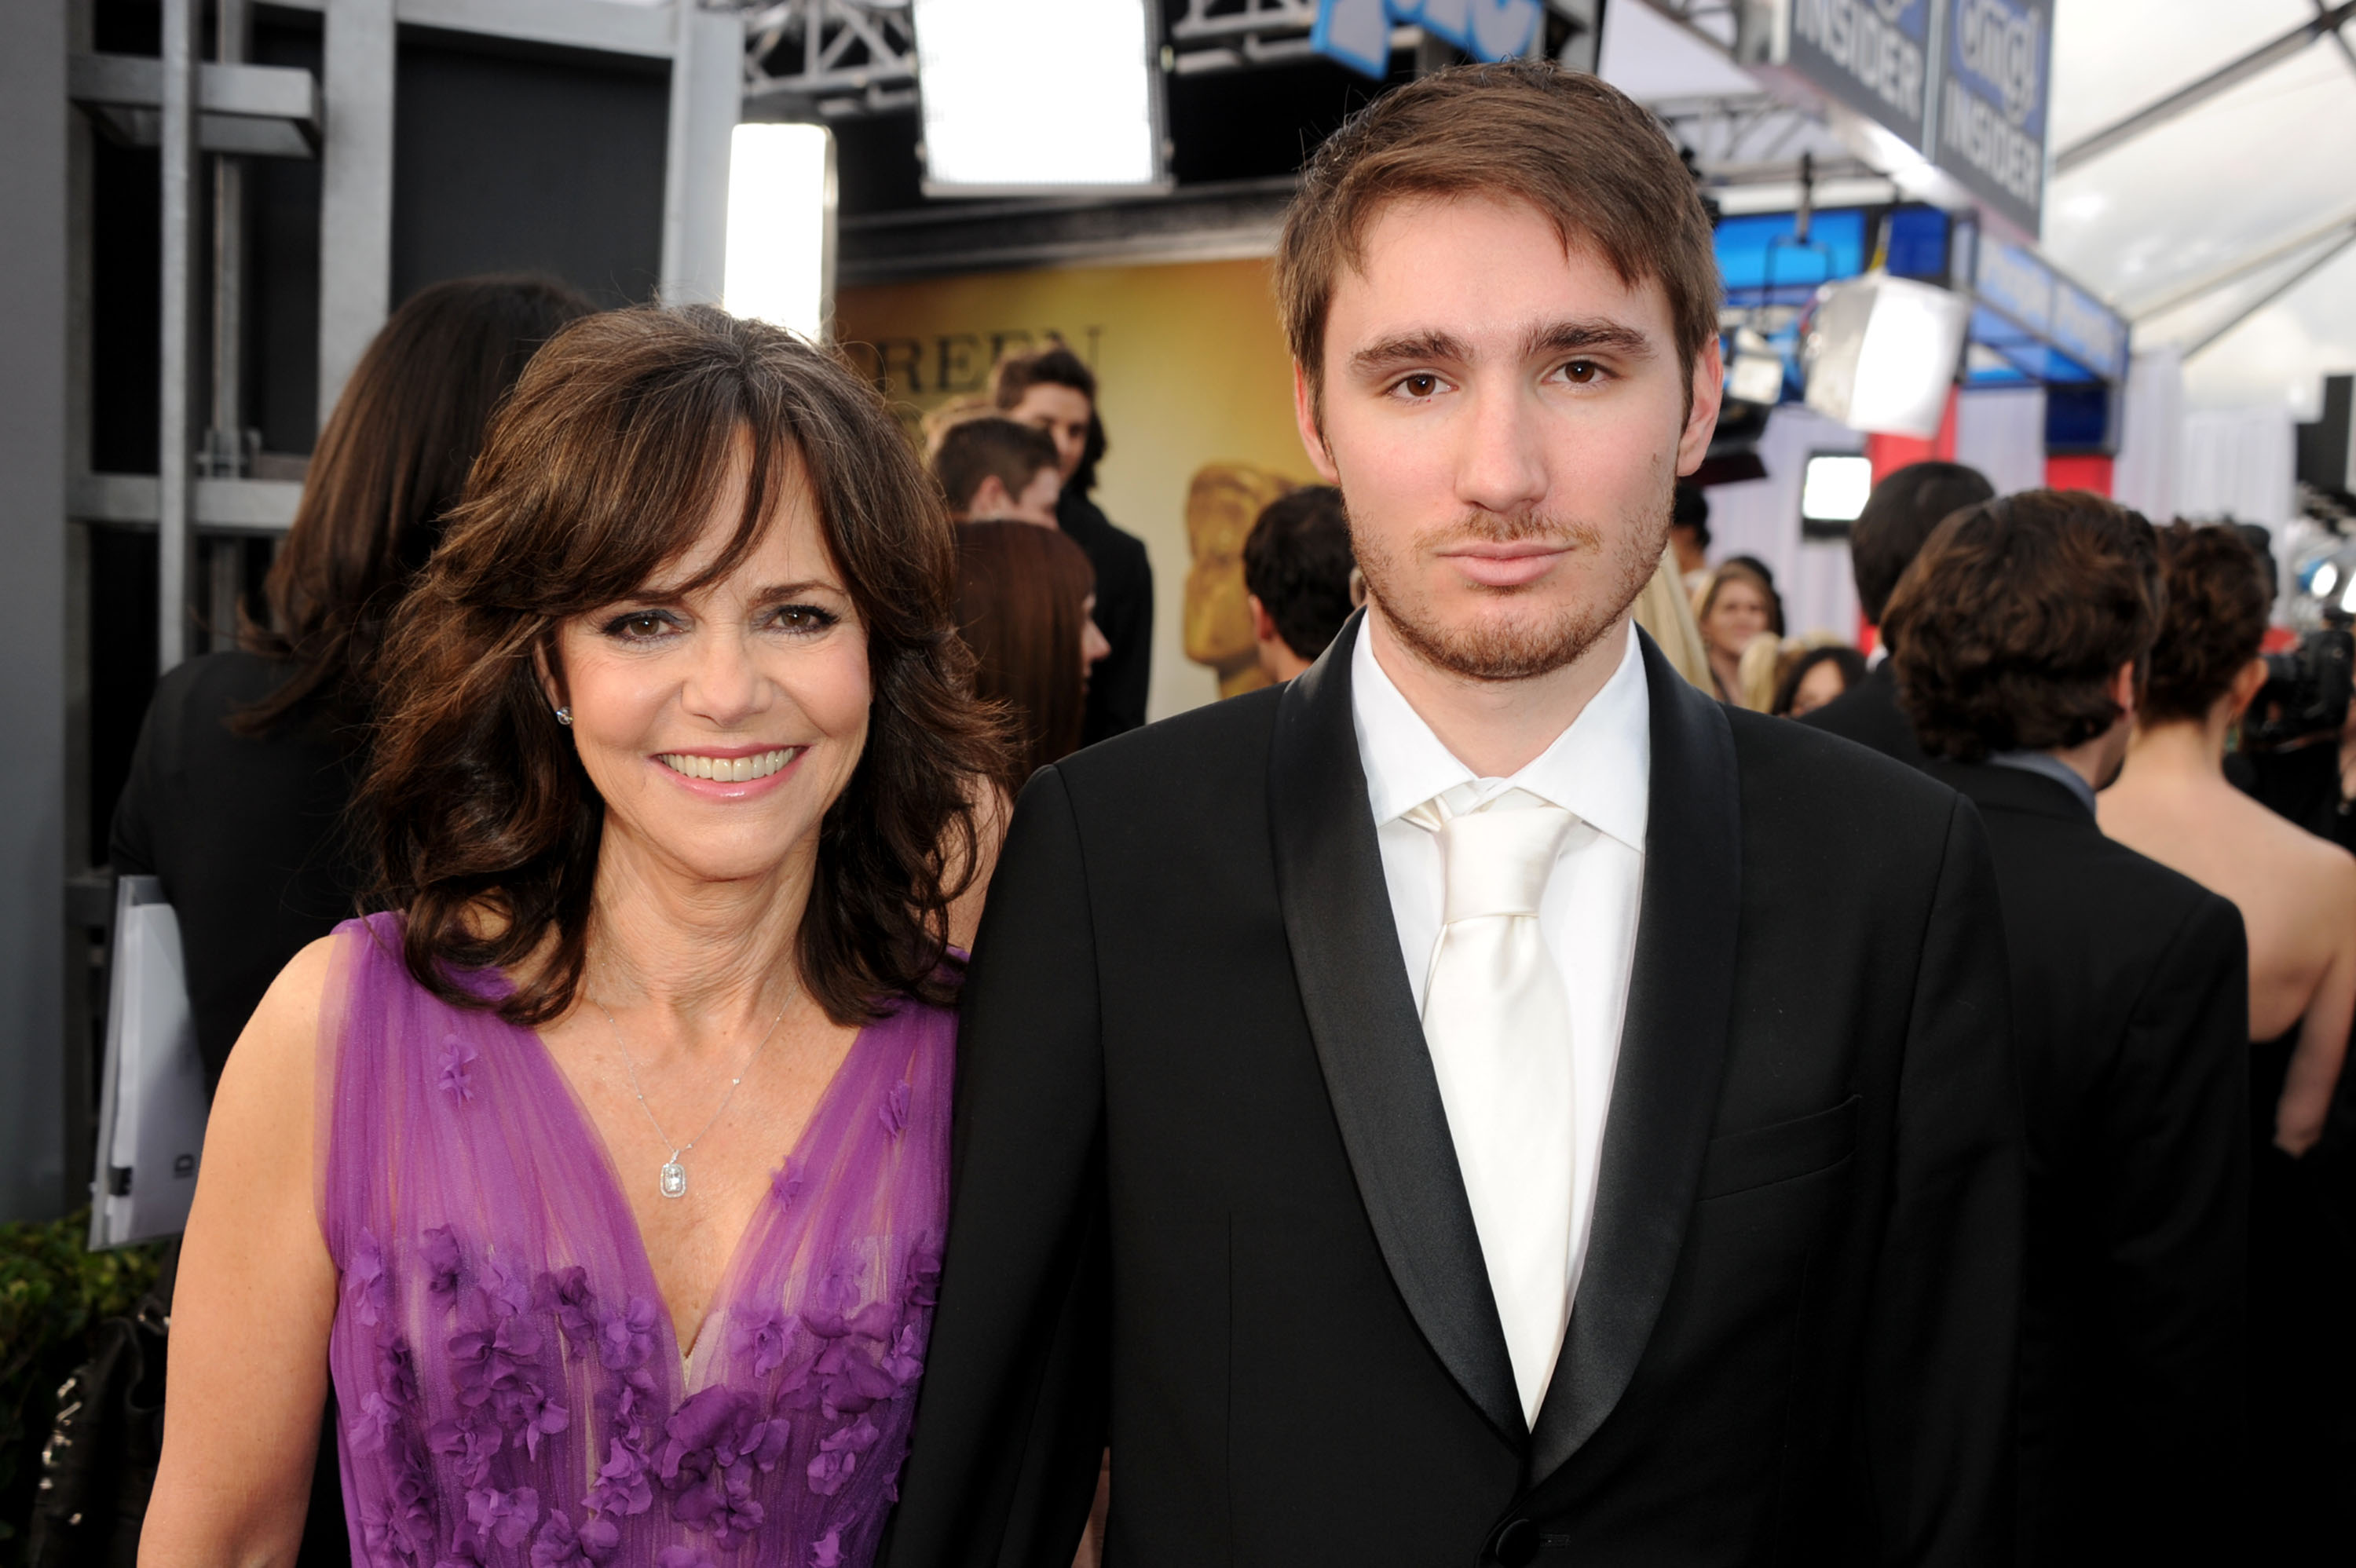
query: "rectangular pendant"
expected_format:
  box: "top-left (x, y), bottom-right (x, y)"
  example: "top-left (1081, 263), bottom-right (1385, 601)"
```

top-left (660, 1161), bottom-right (687, 1199)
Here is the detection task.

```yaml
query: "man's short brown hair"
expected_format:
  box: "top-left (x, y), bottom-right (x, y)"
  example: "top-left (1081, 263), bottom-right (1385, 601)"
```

top-left (932, 416), bottom-right (1058, 517)
top-left (2143, 521), bottom-right (2270, 724)
top-left (1883, 490), bottom-right (2163, 762)
top-left (1275, 60), bottom-right (1721, 398)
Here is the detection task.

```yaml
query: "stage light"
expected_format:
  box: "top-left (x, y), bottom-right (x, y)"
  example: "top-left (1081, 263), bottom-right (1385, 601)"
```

top-left (1802, 274), bottom-right (1971, 438)
top-left (1799, 452), bottom-right (1875, 538)
top-left (913, 0), bottom-right (1167, 196)
top-left (724, 122), bottom-right (835, 342)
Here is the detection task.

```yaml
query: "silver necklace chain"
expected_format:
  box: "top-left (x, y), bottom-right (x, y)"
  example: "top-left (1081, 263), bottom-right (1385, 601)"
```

top-left (595, 987), bottom-right (791, 1199)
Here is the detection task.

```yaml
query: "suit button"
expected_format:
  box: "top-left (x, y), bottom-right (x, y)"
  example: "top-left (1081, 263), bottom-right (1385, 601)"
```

top-left (1489, 1517), bottom-right (1541, 1566)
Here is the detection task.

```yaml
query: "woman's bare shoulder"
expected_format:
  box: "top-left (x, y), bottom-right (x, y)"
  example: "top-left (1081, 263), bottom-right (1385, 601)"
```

top-left (212, 933), bottom-right (344, 1117)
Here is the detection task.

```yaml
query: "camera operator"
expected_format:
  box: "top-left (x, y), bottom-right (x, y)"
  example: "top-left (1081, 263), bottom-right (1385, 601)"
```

top-left (2099, 521), bottom-right (2356, 1560)
top-left (2235, 526), bottom-right (2356, 853)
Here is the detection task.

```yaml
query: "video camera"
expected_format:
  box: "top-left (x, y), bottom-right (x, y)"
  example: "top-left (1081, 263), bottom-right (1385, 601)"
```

top-left (2244, 628), bottom-right (2355, 751)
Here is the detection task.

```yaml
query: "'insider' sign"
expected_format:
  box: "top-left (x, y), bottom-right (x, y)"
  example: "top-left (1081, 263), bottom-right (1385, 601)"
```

top-left (1937, 0), bottom-right (2051, 235)
top-left (1789, 0), bottom-right (1937, 152)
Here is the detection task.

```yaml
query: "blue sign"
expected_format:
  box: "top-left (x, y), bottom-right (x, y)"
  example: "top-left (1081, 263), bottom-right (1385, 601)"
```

top-left (1937, 0), bottom-right (2051, 234)
top-left (1969, 228), bottom-right (2128, 383)
top-left (1312, 0), bottom-right (1545, 80)
top-left (1786, 0), bottom-right (1938, 151)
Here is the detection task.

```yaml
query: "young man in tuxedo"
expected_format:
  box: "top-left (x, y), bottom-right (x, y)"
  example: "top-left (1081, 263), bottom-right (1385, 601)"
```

top-left (1881, 493), bottom-right (2247, 1566)
top-left (884, 62), bottom-right (2021, 1568)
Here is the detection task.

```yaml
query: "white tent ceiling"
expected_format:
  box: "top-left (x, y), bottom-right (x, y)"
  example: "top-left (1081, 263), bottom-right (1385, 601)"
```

top-left (1600, 0), bottom-right (2356, 417)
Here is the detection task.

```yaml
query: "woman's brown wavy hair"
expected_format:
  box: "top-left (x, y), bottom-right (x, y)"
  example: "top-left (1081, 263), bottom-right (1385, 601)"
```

top-left (2143, 521), bottom-right (2270, 724)
top-left (360, 305), bottom-right (1011, 1027)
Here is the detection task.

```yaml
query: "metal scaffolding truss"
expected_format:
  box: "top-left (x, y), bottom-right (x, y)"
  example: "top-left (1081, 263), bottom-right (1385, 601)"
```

top-left (1646, 90), bottom-right (1859, 181)
top-left (742, 0), bottom-right (916, 117)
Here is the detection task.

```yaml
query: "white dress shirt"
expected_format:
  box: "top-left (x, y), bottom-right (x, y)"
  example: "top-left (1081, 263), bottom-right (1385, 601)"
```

top-left (1350, 621), bottom-right (1651, 1420)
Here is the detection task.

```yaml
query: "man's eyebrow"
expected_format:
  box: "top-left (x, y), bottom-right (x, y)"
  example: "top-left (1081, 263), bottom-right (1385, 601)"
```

top-left (1524, 319), bottom-right (1658, 361)
top-left (1347, 330), bottom-right (1471, 378)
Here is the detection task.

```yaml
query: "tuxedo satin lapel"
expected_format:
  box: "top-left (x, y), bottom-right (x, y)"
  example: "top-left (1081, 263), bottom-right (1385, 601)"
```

top-left (1266, 612), bottom-right (1524, 1444)
top-left (1527, 629), bottom-right (1741, 1480)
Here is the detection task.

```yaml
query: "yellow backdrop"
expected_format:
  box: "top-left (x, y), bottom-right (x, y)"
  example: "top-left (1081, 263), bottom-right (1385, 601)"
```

top-left (836, 257), bottom-right (1316, 722)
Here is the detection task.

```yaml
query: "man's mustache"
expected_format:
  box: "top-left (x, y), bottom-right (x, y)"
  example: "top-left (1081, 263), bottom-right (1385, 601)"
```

top-left (1419, 510), bottom-right (1606, 550)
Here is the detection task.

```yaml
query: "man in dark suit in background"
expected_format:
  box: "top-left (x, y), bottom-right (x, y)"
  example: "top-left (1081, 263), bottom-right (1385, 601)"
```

top-left (884, 63), bottom-right (2021, 1568)
top-left (1802, 459), bottom-right (1993, 766)
top-left (1882, 490), bottom-right (2248, 1566)
top-left (994, 345), bottom-right (1155, 743)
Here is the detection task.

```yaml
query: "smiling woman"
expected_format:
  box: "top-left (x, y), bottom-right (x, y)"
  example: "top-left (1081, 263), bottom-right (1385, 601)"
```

top-left (139, 306), bottom-right (1012, 1568)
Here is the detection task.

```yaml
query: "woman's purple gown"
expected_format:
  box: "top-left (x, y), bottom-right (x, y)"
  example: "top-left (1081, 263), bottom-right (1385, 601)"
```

top-left (315, 915), bottom-right (950, 1568)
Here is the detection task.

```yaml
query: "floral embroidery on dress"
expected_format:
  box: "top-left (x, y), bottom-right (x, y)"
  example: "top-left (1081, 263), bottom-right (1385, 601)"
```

top-left (321, 913), bottom-right (949, 1567)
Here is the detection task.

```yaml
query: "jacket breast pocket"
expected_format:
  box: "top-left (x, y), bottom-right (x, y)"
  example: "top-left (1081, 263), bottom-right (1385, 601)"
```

top-left (1696, 1095), bottom-right (1861, 1201)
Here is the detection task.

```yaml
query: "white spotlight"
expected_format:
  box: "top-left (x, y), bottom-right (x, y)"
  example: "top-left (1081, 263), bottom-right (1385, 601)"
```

top-left (724, 122), bottom-right (836, 342)
top-left (1802, 274), bottom-right (1972, 439)
top-left (913, 0), bottom-right (1168, 196)
top-left (1800, 452), bottom-right (1875, 534)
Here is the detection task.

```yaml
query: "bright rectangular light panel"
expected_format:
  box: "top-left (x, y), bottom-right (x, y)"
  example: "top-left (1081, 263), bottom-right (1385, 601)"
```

top-left (913, 0), bottom-right (1162, 192)
top-left (724, 122), bottom-right (833, 342)
top-left (1801, 453), bottom-right (1875, 524)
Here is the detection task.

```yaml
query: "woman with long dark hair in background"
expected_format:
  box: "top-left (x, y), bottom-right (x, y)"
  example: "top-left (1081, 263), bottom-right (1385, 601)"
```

top-left (108, 273), bottom-right (588, 1564)
top-left (952, 521), bottom-right (1109, 780)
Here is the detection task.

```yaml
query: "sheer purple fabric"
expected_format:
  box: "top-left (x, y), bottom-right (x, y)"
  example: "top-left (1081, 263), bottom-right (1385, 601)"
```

top-left (315, 914), bottom-right (951, 1568)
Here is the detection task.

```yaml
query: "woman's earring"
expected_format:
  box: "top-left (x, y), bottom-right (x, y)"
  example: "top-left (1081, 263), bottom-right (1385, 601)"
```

top-left (554, 706), bottom-right (573, 726)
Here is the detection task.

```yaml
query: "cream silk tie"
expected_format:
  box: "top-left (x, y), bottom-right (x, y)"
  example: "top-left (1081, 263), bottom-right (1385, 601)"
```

top-left (1405, 788), bottom-right (1579, 1428)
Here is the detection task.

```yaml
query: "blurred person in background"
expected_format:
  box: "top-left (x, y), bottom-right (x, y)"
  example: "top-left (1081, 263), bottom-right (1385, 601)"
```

top-left (1885, 492), bottom-right (2248, 1568)
top-left (143, 305), bottom-right (1007, 1568)
top-left (993, 345), bottom-right (1152, 742)
top-left (954, 520), bottom-right (1110, 778)
top-left (1771, 643), bottom-right (1866, 718)
top-left (1802, 459), bottom-right (1995, 766)
top-left (933, 415), bottom-right (1062, 527)
top-left (108, 274), bottom-right (589, 1564)
top-left (1242, 483), bottom-right (1355, 683)
top-left (1689, 558), bottom-right (1779, 707)
top-left (2100, 521), bottom-right (2356, 1559)
top-left (1668, 483), bottom-right (1710, 595)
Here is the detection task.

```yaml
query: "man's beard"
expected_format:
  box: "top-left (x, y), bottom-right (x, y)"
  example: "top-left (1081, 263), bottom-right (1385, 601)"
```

top-left (1353, 490), bottom-right (1671, 683)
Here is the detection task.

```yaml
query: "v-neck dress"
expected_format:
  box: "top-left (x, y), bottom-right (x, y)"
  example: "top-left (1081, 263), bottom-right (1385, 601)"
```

top-left (315, 913), bottom-right (951, 1568)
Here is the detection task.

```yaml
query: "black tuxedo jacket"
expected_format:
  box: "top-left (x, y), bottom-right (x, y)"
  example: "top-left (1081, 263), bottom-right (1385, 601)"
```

top-left (884, 622), bottom-right (2022, 1567)
top-left (1800, 660), bottom-right (1929, 769)
top-left (1928, 762), bottom-right (2247, 1566)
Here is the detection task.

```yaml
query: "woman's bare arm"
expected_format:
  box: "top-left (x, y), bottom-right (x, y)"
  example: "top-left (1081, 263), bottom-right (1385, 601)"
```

top-left (2279, 857), bottom-right (2356, 1155)
top-left (140, 937), bottom-right (342, 1568)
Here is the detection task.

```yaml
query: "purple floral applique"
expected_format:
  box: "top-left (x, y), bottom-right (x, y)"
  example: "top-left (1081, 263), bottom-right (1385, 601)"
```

top-left (735, 1307), bottom-right (793, 1377)
top-left (349, 1391), bottom-right (401, 1456)
top-left (586, 1431), bottom-right (656, 1522)
top-left (877, 1080), bottom-right (911, 1139)
top-left (809, 1529), bottom-right (846, 1568)
top-left (481, 1258), bottom-right (533, 1321)
top-left (903, 1243), bottom-right (942, 1310)
top-left (770, 1157), bottom-right (806, 1207)
top-left (807, 1415), bottom-right (880, 1497)
top-left (657, 1386), bottom-right (789, 1544)
top-left (449, 1310), bottom-right (545, 1412)
top-left (465, 1484), bottom-right (540, 1548)
top-left (360, 1458), bottom-right (438, 1566)
top-left (880, 1321), bottom-right (926, 1388)
top-left (528, 1509), bottom-right (588, 1568)
top-left (426, 1410), bottom-right (503, 1489)
top-left (379, 1337), bottom-right (422, 1416)
top-left (438, 1034), bottom-right (478, 1102)
top-left (346, 1229), bottom-right (391, 1327)
top-left (598, 1296), bottom-right (660, 1372)
top-left (535, 1266), bottom-right (600, 1356)
top-left (423, 1226), bottom-right (466, 1310)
